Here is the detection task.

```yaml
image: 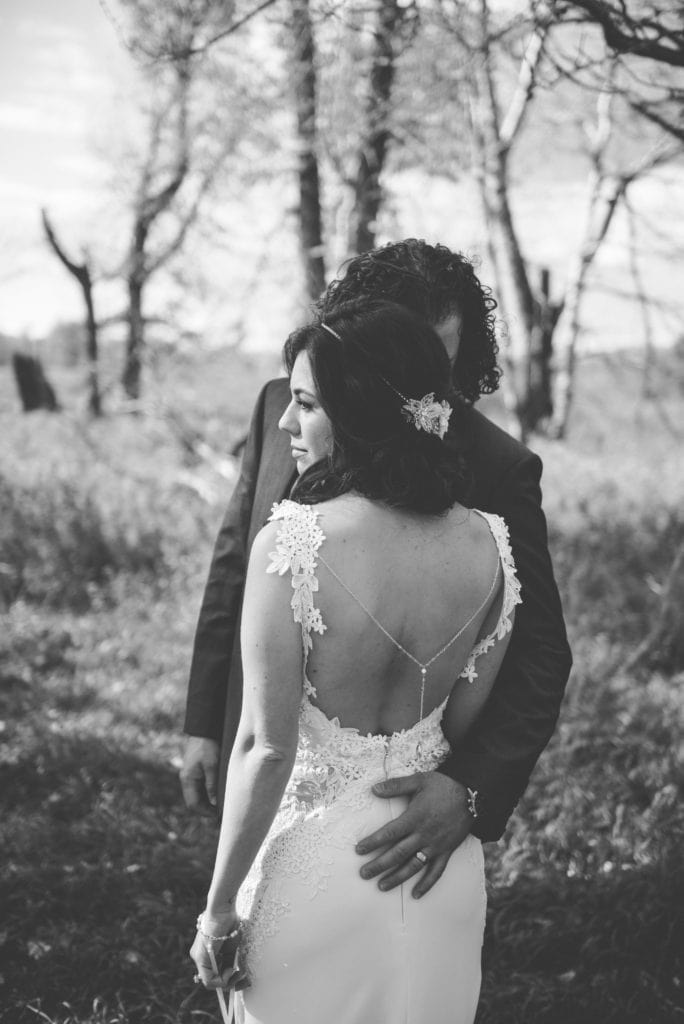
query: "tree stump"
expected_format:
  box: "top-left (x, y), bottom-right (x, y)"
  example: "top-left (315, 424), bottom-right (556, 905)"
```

top-left (11, 353), bottom-right (59, 412)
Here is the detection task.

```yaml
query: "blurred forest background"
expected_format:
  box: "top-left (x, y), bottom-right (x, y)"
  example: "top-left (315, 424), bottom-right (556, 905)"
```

top-left (1, 1), bottom-right (683, 1022)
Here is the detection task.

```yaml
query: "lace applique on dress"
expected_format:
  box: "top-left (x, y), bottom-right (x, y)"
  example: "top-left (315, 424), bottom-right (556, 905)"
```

top-left (267, 499), bottom-right (327, 664)
top-left (459, 511), bottom-right (522, 682)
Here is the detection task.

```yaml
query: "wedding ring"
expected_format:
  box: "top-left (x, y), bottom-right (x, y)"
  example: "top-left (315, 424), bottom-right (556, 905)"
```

top-left (193, 973), bottom-right (201, 984)
top-left (414, 850), bottom-right (428, 864)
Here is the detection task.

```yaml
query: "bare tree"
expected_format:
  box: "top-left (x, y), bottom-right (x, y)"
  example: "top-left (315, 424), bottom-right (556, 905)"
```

top-left (41, 208), bottom-right (101, 416)
top-left (103, 0), bottom-right (271, 60)
top-left (105, 1), bottom-right (267, 398)
top-left (547, 97), bottom-right (679, 437)
top-left (289, 0), bottom-right (326, 301)
top-left (433, 0), bottom-right (683, 439)
top-left (348, 0), bottom-right (414, 254)
top-left (122, 63), bottom-right (191, 399)
top-left (444, 0), bottom-right (555, 437)
top-left (541, 15), bottom-right (684, 435)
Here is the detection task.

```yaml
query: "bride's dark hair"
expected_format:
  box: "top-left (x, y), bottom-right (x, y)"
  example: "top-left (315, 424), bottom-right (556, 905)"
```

top-left (284, 300), bottom-right (472, 515)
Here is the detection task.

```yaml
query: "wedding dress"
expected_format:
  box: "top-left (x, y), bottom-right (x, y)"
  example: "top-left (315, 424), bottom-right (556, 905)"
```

top-left (233, 499), bottom-right (521, 1024)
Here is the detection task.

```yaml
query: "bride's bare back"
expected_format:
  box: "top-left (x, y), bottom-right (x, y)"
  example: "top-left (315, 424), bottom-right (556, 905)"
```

top-left (293, 493), bottom-right (504, 737)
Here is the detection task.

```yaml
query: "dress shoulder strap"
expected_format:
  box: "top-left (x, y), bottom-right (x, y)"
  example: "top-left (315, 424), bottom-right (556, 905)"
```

top-left (266, 500), bottom-right (327, 661)
top-left (459, 511), bottom-right (522, 683)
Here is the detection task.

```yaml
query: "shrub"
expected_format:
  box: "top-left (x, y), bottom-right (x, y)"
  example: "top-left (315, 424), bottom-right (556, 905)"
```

top-left (0, 472), bottom-right (168, 610)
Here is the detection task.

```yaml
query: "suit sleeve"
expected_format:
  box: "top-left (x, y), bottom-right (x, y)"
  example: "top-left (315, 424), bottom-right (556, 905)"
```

top-left (183, 385), bottom-right (269, 740)
top-left (441, 451), bottom-right (572, 841)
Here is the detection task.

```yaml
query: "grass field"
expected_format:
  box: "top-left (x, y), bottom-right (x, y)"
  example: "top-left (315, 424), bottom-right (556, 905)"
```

top-left (1, 344), bottom-right (683, 1024)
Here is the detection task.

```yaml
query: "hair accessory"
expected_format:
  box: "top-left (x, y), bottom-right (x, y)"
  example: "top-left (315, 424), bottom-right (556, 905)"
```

top-left (381, 378), bottom-right (452, 440)
top-left (319, 322), bottom-right (341, 341)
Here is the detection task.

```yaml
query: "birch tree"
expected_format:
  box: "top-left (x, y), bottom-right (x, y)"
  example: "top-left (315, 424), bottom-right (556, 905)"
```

top-left (434, 0), bottom-right (683, 439)
top-left (441, 0), bottom-right (556, 436)
top-left (547, 88), bottom-right (680, 436)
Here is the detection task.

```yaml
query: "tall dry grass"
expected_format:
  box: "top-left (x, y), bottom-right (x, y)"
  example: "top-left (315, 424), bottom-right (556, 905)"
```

top-left (1, 345), bottom-right (683, 1023)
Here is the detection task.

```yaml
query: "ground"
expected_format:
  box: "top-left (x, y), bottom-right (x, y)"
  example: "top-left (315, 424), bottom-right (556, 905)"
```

top-left (1, 344), bottom-right (682, 1023)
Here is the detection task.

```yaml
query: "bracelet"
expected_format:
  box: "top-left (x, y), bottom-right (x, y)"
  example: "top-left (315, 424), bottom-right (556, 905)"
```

top-left (196, 912), bottom-right (240, 943)
top-left (466, 787), bottom-right (479, 819)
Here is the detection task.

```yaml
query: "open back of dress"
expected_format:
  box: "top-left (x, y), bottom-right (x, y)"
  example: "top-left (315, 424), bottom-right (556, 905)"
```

top-left (234, 499), bottom-right (520, 1024)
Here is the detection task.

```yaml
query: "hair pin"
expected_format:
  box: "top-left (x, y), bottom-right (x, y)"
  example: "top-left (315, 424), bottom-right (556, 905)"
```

top-left (381, 378), bottom-right (452, 440)
top-left (319, 322), bottom-right (341, 341)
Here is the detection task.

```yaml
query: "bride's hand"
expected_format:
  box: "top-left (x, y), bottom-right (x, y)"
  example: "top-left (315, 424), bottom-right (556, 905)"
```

top-left (355, 772), bottom-right (472, 897)
top-left (190, 911), bottom-right (249, 991)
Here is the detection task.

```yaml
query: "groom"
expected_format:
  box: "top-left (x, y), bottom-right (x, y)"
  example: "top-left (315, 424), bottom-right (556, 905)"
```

top-left (181, 239), bottom-right (572, 896)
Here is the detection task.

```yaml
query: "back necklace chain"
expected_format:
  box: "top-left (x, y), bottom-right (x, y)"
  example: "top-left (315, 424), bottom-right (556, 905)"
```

top-left (317, 553), bottom-right (500, 721)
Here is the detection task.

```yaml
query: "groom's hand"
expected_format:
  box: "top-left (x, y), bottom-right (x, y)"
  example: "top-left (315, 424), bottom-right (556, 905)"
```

top-left (180, 737), bottom-right (220, 816)
top-left (355, 772), bottom-right (472, 898)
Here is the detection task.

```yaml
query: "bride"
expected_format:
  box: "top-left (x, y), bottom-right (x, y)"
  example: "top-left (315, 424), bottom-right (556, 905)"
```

top-left (190, 299), bottom-right (521, 1024)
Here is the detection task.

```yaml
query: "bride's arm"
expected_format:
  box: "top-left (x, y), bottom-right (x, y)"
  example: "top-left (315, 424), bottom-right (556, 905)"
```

top-left (440, 574), bottom-right (515, 748)
top-left (202, 521), bottom-right (303, 924)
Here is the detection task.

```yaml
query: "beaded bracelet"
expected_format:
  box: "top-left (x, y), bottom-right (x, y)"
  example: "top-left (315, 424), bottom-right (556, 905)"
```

top-left (196, 913), bottom-right (240, 943)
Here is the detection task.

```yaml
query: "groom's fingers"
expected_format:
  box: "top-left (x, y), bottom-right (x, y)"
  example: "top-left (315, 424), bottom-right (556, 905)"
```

top-left (355, 813), bottom-right (414, 857)
top-left (358, 834), bottom-right (422, 881)
top-left (368, 850), bottom-right (430, 891)
top-left (355, 775), bottom-right (426, 856)
top-left (372, 774), bottom-right (424, 799)
top-left (411, 852), bottom-right (450, 898)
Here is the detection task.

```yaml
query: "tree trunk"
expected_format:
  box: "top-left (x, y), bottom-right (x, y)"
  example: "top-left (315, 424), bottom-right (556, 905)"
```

top-left (123, 277), bottom-right (144, 401)
top-left (548, 173), bottom-right (627, 438)
top-left (349, 0), bottom-right (406, 255)
top-left (41, 208), bottom-right (101, 416)
top-left (290, 0), bottom-right (326, 301)
top-left (12, 353), bottom-right (59, 412)
top-left (121, 66), bottom-right (190, 402)
top-left (84, 283), bottom-right (101, 416)
top-left (468, 57), bottom-right (539, 439)
top-left (524, 267), bottom-right (558, 431)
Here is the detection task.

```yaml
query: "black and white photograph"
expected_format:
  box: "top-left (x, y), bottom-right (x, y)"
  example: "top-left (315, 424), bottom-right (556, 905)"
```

top-left (1, 1), bottom-right (683, 1023)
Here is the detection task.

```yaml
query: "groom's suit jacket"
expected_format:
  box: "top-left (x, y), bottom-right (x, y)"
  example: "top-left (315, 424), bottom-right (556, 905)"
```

top-left (184, 378), bottom-right (572, 842)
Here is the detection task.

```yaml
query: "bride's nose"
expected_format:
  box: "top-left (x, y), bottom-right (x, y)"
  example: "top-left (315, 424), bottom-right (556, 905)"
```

top-left (278, 401), bottom-right (299, 436)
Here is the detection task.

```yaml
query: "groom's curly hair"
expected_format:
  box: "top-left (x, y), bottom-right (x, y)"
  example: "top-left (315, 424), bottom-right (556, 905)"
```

top-left (316, 239), bottom-right (501, 404)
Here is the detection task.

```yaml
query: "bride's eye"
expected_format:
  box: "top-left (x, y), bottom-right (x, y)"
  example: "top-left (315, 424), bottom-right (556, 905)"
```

top-left (297, 399), bottom-right (314, 412)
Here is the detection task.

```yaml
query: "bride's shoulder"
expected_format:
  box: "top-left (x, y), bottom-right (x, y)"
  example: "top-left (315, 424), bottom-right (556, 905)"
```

top-left (249, 501), bottom-right (327, 582)
top-left (445, 505), bottom-right (506, 559)
top-left (299, 493), bottom-right (374, 531)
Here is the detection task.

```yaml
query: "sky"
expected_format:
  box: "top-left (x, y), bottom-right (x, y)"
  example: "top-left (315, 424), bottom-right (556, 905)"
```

top-left (1, 0), bottom-right (683, 354)
top-left (0, 0), bottom-right (303, 349)
top-left (0, 0), bottom-right (131, 335)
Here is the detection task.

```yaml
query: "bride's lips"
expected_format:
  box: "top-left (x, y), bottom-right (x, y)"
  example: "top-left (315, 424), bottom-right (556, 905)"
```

top-left (290, 446), bottom-right (306, 459)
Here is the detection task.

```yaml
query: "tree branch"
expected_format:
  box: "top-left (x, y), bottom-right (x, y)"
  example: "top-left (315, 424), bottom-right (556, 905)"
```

top-left (559, 0), bottom-right (684, 67)
top-left (146, 156), bottom-right (222, 275)
top-left (41, 209), bottom-right (90, 287)
top-left (500, 14), bottom-right (549, 149)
